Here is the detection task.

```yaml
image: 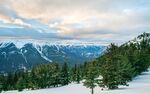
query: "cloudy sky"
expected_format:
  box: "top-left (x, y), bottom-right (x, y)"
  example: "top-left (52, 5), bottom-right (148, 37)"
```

top-left (0, 0), bottom-right (150, 45)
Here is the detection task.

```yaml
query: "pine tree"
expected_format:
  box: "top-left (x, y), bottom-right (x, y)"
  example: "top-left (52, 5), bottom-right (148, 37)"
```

top-left (98, 44), bottom-right (134, 89)
top-left (16, 77), bottom-right (26, 91)
top-left (51, 63), bottom-right (61, 87)
top-left (84, 61), bottom-right (99, 94)
top-left (61, 63), bottom-right (69, 85)
top-left (0, 75), bottom-right (4, 92)
top-left (71, 64), bottom-right (77, 82)
top-left (76, 67), bottom-right (81, 84)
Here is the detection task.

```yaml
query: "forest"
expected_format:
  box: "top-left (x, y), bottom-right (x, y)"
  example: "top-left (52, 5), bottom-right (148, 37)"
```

top-left (0, 32), bottom-right (150, 94)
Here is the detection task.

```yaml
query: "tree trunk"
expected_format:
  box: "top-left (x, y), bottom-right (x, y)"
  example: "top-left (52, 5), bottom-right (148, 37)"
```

top-left (91, 88), bottom-right (94, 94)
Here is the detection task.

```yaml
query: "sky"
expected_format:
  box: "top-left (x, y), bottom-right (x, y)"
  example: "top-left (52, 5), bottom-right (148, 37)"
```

top-left (0, 0), bottom-right (150, 45)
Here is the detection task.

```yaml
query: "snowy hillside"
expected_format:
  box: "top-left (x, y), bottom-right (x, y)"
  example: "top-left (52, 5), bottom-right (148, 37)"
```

top-left (1, 69), bottom-right (150, 94)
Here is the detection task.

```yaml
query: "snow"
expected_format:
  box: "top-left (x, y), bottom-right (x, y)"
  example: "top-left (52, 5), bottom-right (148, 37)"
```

top-left (33, 44), bottom-right (52, 63)
top-left (1, 69), bottom-right (150, 94)
top-left (0, 42), bottom-right (12, 48)
top-left (0, 84), bottom-right (90, 94)
top-left (0, 39), bottom-right (104, 49)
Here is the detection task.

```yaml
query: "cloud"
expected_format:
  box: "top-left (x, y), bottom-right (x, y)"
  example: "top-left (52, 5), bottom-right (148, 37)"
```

top-left (0, 0), bottom-right (150, 45)
top-left (0, 14), bottom-right (31, 28)
top-left (13, 19), bottom-right (31, 28)
top-left (0, 14), bottom-right (12, 23)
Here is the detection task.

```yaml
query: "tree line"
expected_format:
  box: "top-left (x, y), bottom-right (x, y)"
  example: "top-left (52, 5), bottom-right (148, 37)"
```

top-left (0, 62), bottom-right (87, 92)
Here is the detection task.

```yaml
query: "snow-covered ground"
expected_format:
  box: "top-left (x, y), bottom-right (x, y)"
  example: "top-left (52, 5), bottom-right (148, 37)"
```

top-left (1, 69), bottom-right (150, 94)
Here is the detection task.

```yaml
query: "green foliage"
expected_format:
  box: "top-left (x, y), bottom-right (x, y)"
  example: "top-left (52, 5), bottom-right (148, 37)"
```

top-left (96, 32), bottom-right (150, 89)
top-left (60, 63), bottom-right (70, 85)
top-left (16, 77), bottom-right (25, 91)
top-left (0, 62), bottom-right (86, 91)
top-left (71, 64), bottom-right (82, 83)
top-left (84, 61), bottom-right (99, 94)
top-left (31, 63), bottom-right (62, 88)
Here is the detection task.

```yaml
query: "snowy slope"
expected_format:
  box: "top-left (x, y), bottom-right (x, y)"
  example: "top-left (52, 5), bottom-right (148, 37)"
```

top-left (1, 69), bottom-right (150, 94)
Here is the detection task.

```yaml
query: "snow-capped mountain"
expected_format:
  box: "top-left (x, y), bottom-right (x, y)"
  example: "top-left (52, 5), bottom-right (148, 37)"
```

top-left (0, 39), bottom-right (106, 73)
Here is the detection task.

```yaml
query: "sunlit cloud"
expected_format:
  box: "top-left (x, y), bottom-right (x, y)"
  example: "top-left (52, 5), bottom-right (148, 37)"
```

top-left (0, 0), bottom-right (149, 45)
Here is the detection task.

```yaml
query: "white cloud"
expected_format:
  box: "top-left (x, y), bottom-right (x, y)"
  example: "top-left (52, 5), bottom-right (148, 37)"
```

top-left (0, 0), bottom-right (149, 44)
top-left (0, 14), bottom-right (31, 28)
top-left (13, 19), bottom-right (31, 28)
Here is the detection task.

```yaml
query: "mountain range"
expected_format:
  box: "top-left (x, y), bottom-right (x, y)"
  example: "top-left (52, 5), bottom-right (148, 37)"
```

top-left (0, 40), bottom-right (106, 73)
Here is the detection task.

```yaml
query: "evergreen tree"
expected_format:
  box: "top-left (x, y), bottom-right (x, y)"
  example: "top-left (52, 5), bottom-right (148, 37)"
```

top-left (61, 63), bottom-right (70, 85)
top-left (98, 44), bottom-right (134, 89)
top-left (16, 77), bottom-right (26, 91)
top-left (84, 61), bottom-right (99, 94)
top-left (51, 63), bottom-right (61, 87)
top-left (71, 64), bottom-right (81, 83)
top-left (71, 64), bottom-right (77, 82)
top-left (76, 67), bottom-right (81, 84)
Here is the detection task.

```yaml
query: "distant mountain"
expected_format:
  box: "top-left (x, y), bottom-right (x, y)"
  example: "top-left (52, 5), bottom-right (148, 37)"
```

top-left (0, 40), bottom-right (106, 73)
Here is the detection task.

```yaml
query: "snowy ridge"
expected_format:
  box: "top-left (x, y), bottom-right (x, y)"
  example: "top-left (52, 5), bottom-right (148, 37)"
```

top-left (0, 39), bottom-right (105, 49)
top-left (125, 33), bottom-right (150, 46)
top-left (0, 39), bottom-right (105, 73)
top-left (0, 39), bottom-right (104, 63)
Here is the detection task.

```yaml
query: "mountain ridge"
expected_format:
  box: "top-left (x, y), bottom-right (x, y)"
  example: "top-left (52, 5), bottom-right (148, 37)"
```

top-left (0, 40), bottom-right (106, 73)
